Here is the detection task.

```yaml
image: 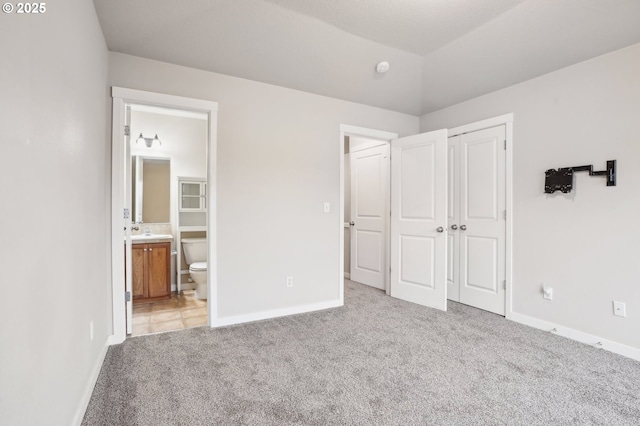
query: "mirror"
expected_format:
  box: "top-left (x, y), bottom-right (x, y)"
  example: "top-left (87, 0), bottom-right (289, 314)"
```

top-left (132, 156), bottom-right (170, 223)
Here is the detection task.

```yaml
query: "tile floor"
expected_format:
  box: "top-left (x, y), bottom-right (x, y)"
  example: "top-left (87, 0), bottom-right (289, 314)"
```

top-left (131, 290), bottom-right (207, 336)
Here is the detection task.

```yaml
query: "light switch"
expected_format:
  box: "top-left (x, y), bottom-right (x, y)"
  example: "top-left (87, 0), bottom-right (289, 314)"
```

top-left (324, 202), bottom-right (330, 213)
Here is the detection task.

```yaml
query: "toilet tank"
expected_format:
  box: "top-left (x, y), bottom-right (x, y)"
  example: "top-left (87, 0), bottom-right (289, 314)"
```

top-left (181, 238), bottom-right (207, 264)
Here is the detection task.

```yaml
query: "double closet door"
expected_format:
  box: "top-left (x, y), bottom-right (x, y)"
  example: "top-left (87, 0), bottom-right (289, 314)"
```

top-left (447, 126), bottom-right (506, 315)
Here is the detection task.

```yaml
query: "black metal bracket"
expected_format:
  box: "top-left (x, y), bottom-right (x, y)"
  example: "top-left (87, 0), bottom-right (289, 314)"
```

top-left (544, 160), bottom-right (616, 194)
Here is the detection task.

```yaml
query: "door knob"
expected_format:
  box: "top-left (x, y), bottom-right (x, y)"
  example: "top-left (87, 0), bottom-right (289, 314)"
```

top-left (350, 221), bottom-right (355, 226)
top-left (450, 224), bottom-right (458, 230)
top-left (436, 226), bottom-right (444, 233)
top-left (460, 225), bottom-right (467, 231)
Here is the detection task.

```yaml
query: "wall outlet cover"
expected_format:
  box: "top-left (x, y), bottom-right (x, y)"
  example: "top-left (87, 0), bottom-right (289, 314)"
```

top-left (613, 301), bottom-right (626, 317)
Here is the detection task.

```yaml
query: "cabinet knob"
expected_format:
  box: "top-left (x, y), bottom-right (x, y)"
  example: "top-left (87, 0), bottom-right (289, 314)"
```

top-left (144, 248), bottom-right (148, 252)
top-left (149, 248), bottom-right (153, 252)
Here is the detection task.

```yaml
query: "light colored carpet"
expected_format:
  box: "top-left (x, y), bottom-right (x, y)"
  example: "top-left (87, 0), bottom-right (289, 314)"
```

top-left (83, 280), bottom-right (640, 425)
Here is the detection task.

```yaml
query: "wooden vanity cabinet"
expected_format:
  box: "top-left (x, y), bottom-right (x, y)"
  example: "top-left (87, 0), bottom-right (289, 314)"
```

top-left (131, 242), bottom-right (171, 303)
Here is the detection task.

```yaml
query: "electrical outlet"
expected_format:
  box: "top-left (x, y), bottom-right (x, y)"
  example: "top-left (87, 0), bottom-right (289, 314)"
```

top-left (613, 301), bottom-right (626, 317)
top-left (286, 277), bottom-right (293, 288)
top-left (543, 286), bottom-right (553, 300)
top-left (89, 321), bottom-right (94, 341)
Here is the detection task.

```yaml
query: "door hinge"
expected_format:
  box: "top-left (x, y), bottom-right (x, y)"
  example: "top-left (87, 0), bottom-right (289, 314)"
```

top-left (124, 125), bottom-right (130, 136)
top-left (124, 208), bottom-right (130, 220)
top-left (125, 291), bottom-right (131, 302)
top-left (502, 280), bottom-right (506, 289)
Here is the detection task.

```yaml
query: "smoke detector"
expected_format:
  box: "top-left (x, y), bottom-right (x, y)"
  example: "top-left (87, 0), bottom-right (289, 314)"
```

top-left (375, 61), bottom-right (390, 73)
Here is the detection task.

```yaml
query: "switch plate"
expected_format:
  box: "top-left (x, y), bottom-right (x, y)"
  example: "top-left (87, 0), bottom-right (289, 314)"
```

top-left (323, 202), bottom-right (330, 213)
top-left (613, 301), bottom-right (626, 317)
top-left (286, 277), bottom-right (293, 288)
top-left (543, 286), bottom-right (553, 300)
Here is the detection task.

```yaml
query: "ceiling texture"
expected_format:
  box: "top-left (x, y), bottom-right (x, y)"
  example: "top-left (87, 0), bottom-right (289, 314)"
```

top-left (94, 0), bottom-right (640, 116)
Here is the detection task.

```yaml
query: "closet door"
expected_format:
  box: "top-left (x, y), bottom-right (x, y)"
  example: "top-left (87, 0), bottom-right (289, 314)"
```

top-left (447, 136), bottom-right (460, 302)
top-left (390, 129), bottom-right (448, 310)
top-left (458, 126), bottom-right (506, 315)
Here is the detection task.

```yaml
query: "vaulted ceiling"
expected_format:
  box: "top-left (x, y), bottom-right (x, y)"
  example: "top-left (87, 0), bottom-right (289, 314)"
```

top-left (93, 0), bottom-right (640, 116)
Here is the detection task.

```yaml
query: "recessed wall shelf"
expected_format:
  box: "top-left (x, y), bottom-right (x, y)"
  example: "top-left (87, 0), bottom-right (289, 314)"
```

top-left (544, 160), bottom-right (616, 194)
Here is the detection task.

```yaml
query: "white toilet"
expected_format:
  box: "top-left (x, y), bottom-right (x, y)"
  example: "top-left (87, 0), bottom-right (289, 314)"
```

top-left (181, 237), bottom-right (208, 300)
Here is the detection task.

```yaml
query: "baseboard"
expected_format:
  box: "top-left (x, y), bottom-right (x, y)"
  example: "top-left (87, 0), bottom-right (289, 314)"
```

top-left (509, 311), bottom-right (640, 362)
top-left (344, 272), bottom-right (351, 279)
top-left (71, 339), bottom-right (110, 426)
top-left (213, 299), bottom-right (343, 328)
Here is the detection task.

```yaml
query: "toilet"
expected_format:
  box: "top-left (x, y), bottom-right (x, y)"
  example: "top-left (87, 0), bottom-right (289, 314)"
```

top-left (181, 237), bottom-right (208, 300)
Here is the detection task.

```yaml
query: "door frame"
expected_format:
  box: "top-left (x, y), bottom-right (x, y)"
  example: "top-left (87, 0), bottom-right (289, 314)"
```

top-left (339, 125), bottom-right (398, 304)
top-left (447, 113), bottom-right (514, 319)
top-left (110, 87), bottom-right (218, 344)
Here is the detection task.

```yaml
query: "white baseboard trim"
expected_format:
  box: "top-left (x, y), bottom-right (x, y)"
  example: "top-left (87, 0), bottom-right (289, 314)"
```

top-left (509, 311), bottom-right (640, 362)
top-left (72, 339), bottom-right (110, 426)
top-left (212, 299), bottom-right (343, 328)
top-left (344, 272), bottom-right (350, 279)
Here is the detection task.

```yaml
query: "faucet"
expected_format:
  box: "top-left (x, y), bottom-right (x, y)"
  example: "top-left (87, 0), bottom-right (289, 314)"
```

top-left (144, 226), bottom-right (151, 235)
top-left (131, 222), bottom-right (140, 231)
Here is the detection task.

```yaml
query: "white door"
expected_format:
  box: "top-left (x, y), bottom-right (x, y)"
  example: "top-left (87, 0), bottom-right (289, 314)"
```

top-left (124, 105), bottom-right (133, 335)
top-left (390, 129), bottom-right (448, 310)
top-left (458, 126), bottom-right (506, 315)
top-left (447, 136), bottom-right (460, 302)
top-left (350, 144), bottom-right (389, 290)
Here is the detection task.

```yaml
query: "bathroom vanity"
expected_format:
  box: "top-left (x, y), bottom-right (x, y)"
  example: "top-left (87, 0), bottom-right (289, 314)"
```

top-left (126, 236), bottom-right (172, 303)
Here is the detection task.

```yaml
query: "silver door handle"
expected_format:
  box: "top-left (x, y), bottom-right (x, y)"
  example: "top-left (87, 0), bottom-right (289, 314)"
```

top-left (436, 226), bottom-right (444, 233)
top-left (460, 225), bottom-right (467, 231)
top-left (350, 221), bottom-right (355, 226)
top-left (450, 224), bottom-right (458, 230)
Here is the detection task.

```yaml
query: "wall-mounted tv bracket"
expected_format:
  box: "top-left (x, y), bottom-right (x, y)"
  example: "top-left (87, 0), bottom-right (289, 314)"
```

top-left (544, 160), bottom-right (616, 194)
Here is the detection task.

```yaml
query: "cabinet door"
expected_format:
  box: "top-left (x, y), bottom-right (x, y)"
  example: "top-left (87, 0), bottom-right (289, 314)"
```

top-left (147, 242), bottom-right (171, 298)
top-left (131, 245), bottom-right (147, 299)
top-left (180, 181), bottom-right (204, 211)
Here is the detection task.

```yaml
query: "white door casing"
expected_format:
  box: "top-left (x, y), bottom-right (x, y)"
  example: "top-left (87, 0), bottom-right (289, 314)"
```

top-left (457, 126), bottom-right (506, 315)
top-left (350, 143), bottom-right (389, 290)
top-left (390, 129), bottom-right (448, 310)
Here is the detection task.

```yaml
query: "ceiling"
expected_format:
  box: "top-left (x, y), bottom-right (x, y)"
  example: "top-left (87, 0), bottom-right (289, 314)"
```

top-left (93, 0), bottom-right (640, 116)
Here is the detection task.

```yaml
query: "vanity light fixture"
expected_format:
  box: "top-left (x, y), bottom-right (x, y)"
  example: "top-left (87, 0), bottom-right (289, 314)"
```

top-left (136, 133), bottom-right (161, 148)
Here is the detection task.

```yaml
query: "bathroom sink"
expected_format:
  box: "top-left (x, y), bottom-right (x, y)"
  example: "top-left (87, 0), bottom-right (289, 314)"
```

top-left (127, 234), bottom-right (174, 243)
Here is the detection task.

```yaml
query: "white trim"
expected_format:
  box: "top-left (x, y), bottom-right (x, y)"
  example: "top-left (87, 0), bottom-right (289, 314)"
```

top-left (510, 312), bottom-right (640, 362)
top-left (212, 299), bottom-right (342, 327)
top-left (71, 340), bottom-right (110, 426)
top-left (448, 113), bottom-right (514, 318)
top-left (339, 125), bottom-right (398, 302)
top-left (447, 113), bottom-right (513, 137)
top-left (112, 87), bottom-right (218, 112)
top-left (110, 87), bottom-right (218, 343)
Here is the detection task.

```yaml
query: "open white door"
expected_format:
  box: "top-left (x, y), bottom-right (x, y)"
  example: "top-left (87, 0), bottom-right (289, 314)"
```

top-left (349, 143), bottom-right (389, 290)
top-left (390, 129), bottom-right (448, 310)
top-left (124, 105), bottom-right (133, 335)
top-left (458, 125), bottom-right (506, 315)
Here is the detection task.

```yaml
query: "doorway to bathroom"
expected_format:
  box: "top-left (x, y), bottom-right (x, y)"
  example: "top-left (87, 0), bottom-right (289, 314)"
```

top-left (110, 88), bottom-right (218, 344)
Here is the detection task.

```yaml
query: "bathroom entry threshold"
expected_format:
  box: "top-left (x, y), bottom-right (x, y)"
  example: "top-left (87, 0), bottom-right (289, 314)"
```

top-left (130, 290), bottom-right (208, 336)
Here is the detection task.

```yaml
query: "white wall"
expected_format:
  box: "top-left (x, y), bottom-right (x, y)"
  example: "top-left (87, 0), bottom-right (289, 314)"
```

top-left (109, 53), bottom-right (419, 319)
top-left (0, 1), bottom-right (110, 424)
top-left (420, 43), bottom-right (640, 350)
